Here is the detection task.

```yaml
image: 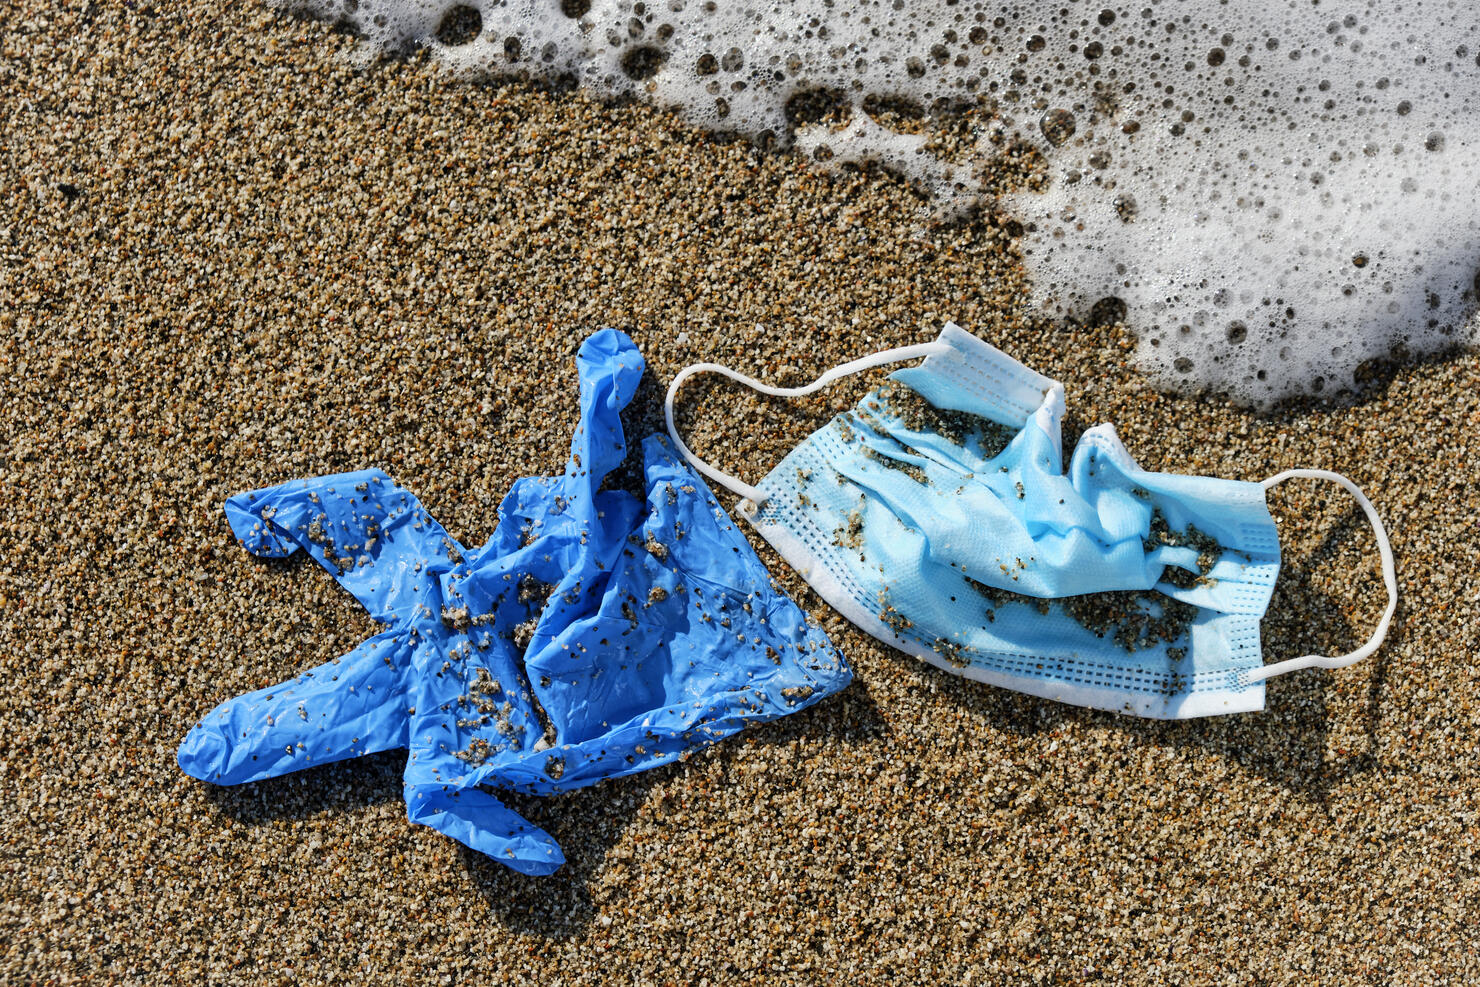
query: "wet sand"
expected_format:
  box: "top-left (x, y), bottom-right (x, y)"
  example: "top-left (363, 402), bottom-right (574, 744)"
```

top-left (2, 3), bottom-right (1477, 983)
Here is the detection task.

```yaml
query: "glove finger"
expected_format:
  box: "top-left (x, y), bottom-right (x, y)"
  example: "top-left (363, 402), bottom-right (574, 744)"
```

top-left (570, 328), bottom-right (645, 490)
top-left (405, 784), bottom-right (565, 876)
top-left (179, 628), bottom-right (410, 785)
top-left (225, 469), bottom-right (465, 622)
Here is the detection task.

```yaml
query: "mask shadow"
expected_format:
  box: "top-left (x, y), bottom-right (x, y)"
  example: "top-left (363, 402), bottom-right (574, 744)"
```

top-left (883, 503), bottom-right (1389, 801)
top-left (1120, 503), bottom-right (1390, 801)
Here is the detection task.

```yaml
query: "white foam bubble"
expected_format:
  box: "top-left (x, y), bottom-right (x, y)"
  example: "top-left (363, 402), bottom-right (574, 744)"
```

top-left (286, 0), bottom-right (1480, 405)
top-left (993, 2), bottom-right (1480, 403)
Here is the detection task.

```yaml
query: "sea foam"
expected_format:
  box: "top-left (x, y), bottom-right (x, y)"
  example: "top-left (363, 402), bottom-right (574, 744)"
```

top-left (288, 0), bottom-right (1480, 405)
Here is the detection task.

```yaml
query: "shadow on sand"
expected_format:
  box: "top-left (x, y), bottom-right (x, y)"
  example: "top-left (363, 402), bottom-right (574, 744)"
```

top-left (895, 500), bottom-right (1396, 808)
top-left (201, 666), bottom-right (890, 940)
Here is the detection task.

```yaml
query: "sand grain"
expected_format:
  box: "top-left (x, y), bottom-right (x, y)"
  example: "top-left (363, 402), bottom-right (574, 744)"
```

top-left (2, 3), bottom-right (1477, 983)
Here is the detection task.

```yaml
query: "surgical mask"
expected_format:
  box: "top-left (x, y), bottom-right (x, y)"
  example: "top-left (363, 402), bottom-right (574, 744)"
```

top-left (665, 323), bottom-right (1396, 719)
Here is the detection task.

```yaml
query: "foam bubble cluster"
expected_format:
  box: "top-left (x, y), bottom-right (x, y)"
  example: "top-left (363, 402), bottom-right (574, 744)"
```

top-left (992, 2), bottom-right (1480, 403)
top-left (288, 0), bottom-right (1480, 405)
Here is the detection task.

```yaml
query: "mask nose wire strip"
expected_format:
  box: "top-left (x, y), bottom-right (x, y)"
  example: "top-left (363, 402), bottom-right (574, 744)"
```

top-left (1243, 468), bottom-right (1398, 684)
top-left (663, 340), bottom-right (955, 509)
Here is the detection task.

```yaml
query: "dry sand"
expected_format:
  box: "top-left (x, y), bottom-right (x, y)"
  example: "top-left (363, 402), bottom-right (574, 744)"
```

top-left (2, 2), bottom-right (1478, 983)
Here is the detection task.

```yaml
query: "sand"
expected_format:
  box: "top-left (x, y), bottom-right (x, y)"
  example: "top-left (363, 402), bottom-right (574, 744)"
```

top-left (2, 2), bottom-right (1477, 983)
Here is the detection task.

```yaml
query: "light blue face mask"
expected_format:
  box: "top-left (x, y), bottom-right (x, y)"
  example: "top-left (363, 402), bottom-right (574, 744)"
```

top-left (665, 323), bottom-right (1397, 719)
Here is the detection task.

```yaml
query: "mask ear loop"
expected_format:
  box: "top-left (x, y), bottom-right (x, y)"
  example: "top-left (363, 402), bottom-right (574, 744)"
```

top-left (1243, 468), bottom-right (1398, 684)
top-left (664, 340), bottom-right (955, 510)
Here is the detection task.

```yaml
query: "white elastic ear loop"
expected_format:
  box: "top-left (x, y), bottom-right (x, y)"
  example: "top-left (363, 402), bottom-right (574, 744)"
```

top-left (1244, 468), bottom-right (1398, 684)
top-left (664, 340), bottom-right (954, 508)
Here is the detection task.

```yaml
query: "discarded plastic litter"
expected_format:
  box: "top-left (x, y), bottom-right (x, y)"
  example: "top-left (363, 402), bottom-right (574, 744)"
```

top-left (666, 323), bottom-right (1397, 719)
top-left (179, 329), bottom-right (850, 874)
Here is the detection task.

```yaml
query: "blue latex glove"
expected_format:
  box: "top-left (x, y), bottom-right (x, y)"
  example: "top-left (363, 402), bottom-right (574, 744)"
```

top-left (179, 329), bottom-right (851, 874)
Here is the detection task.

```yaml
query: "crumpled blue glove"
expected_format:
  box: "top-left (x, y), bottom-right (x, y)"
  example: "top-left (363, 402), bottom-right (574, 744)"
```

top-left (179, 329), bottom-right (851, 874)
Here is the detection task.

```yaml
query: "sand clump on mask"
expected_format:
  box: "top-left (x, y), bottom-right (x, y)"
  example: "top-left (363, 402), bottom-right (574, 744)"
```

top-left (2, 1), bottom-right (1479, 983)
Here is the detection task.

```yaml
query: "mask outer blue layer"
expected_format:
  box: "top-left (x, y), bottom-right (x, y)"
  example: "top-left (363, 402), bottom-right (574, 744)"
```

top-left (178, 329), bottom-right (850, 874)
top-left (738, 323), bottom-right (1282, 719)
